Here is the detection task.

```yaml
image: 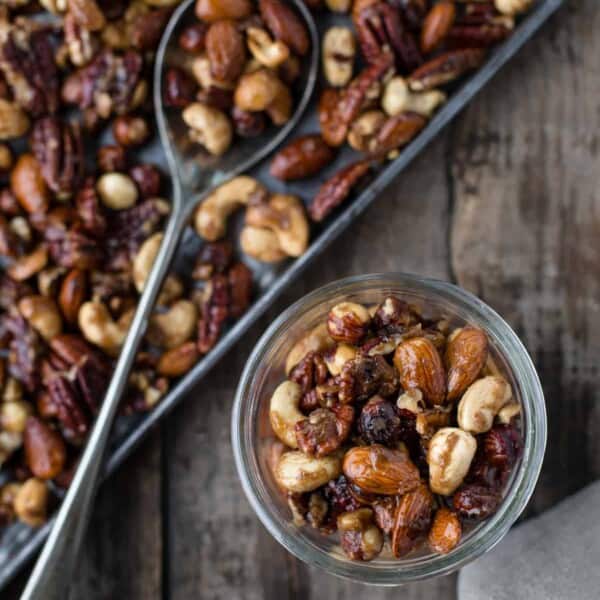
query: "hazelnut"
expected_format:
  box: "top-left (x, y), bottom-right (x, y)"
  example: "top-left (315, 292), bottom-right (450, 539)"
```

top-left (112, 115), bottom-right (150, 147)
top-left (96, 172), bottom-right (139, 210)
top-left (14, 478), bottom-right (48, 527)
top-left (326, 302), bottom-right (371, 344)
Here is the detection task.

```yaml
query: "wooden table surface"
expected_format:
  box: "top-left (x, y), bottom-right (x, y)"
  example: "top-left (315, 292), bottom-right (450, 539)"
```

top-left (7, 1), bottom-right (598, 597)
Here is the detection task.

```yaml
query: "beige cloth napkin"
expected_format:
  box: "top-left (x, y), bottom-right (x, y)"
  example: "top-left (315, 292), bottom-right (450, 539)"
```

top-left (458, 481), bottom-right (600, 600)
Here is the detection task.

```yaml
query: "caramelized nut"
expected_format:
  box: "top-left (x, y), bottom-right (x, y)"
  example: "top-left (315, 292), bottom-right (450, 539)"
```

top-left (24, 417), bottom-right (67, 480)
top-left (428, 507), bottom-right (462, 554)
top-left (275, 450), bottom-right (342, 493)
top-left (327, 302), bottom-right (371, 344)
top-left (14, 478), bottom-right (48, 527)
top-left (457, 375), bottom-right (512, 433)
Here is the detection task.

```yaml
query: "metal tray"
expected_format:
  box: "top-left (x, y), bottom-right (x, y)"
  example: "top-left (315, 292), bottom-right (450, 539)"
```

top-left (0, 0), bottom-right (563, 588)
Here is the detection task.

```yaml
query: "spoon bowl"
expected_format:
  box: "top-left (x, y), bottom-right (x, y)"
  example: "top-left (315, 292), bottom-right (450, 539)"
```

top-left (154, 0), bottom-right (319, 213)
top-left (20, 3), bottom-right (319, 599)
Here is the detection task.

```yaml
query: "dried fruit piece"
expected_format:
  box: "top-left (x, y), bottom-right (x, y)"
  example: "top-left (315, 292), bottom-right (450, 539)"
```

top-left (357, 395), bottom-right (403, 446)
top-left (295, 404), bottom-right (353, 457)
top-left (445, 326), bottom-right (488, 401)
top-left (343, 444), bottom-right (421, 495)
top-left (453, 483), bottom-right (501, 520)
top-left (393, 337), bottom-right (446, 406)
top-left (339, 355), bottom-right (398, 403)
top-left (428, 507), bottom-right (461, 554)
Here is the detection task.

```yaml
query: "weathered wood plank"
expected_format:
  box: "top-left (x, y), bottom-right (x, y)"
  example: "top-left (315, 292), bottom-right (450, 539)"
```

top-left (165, 135), bottom-right (456, 600)
top-left (5, 431), bottom-right (164, 599)
top-left (450, 0), bottom-right (597, 514)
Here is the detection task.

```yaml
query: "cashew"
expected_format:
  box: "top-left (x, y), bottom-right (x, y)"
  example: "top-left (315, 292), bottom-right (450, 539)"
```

top-left (382, 77), bottom-right (446, 118)
top-left (192, 55), bottom-right (235, 90)
top-left (457, 375), bottom-right (512, 433)
top-left (497, 402), bottom-right (521, 424)
top-left (18, 295), bottom-right (63, 341)
top-left (347, 110), bottom-right (386, 152)
top-left (269, 380), bottom-right (305, 448)
top-left (13, 477), bottom-right (48, 527)
top-left (275, 450), bottom-right (342, 493)
top-left (285, 322), bottom-right (335, 375)
top-left (182, 102), bottom-right (233, 156)
top-left (7, 244), bottom-right (48, 281)
top-left (132, 233), bottom-right (184, 305)
top-left (240, 226), bottom-right (287, 262)
top-left (495, 0), bottom-right (532, 16)
top-left (244, 194), bottom-right (309, 258)
top-left (266, 79), bottom-right (292, 125)
top-left (325, 0), bottom-right (352, 11)
top-left (397, 388), bottom-right (425, 413)
top-left (147, 300), bottom-right (198, 349)
top-left (96, 173), bottom-right (138, 210)
top-left (10, 216), bottom-right (31, 243)
top-left (428, 427), bottom-right (477, 495)
top-left (194, 176), bottom-right (266, 241)
top-left (78, 301), bottom-right (129, 356)
top-left (324, 343), bottom-right (357, 376)
top-left (247, 27), bottom-right (290, 69)
top-left (322, 27), bottom-right (356, 87)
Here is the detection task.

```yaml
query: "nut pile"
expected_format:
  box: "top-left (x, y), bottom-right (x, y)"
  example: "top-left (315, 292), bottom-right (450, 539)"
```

top-left (0, 0), bottom-right (257, 530)
top-left (269, 296), bottom-right (522, 560)
top-left (266, 0), bottom-right (534, 222)
top-left (165, 0), bottom-right (310, 155)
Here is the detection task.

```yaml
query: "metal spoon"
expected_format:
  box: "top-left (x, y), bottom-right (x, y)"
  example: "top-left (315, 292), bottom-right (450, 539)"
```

top-left (20, 1), bottom-right (318, 597)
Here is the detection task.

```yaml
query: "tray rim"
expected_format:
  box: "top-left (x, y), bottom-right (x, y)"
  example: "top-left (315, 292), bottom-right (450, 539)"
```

top-left (0, 0), bottom-right (564, 589)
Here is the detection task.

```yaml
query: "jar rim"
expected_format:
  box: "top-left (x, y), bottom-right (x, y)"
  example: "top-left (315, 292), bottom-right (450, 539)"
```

top-left (232, 273), bottom-right (547, 585)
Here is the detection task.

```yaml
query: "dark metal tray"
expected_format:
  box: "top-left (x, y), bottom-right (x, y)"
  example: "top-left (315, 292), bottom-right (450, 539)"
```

top-left (0, 0), bottom-right (563, 588)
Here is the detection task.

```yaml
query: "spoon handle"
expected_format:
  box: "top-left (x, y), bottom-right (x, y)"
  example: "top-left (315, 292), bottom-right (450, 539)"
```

top-left (20, 190), bottom-right (191, 600)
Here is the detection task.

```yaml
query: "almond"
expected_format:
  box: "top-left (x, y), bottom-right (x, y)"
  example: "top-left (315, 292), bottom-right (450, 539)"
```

top-left (420, 1), bottom-right (456, 54)
top-left (342, 445), bottom-right (421, 496)
top-left (446, 326), bottom-right (488, 400)
top-left (428, 507), bottom-right (462, 554)
top-left (58, 268), bottom-right (87, 325)
top-left (393, 337), bottom-right (447, 406)
top-left (195, 0), bottom-right (253, 23)
top-left (23, 416), bottom-right (67, 480)
top-left (391, 483), bottom-right (433, 558)
top-left (270, 134), bottom-right (335, 181)
top-left (205, 20), bottom-right (246, 83)
top-left (10, 154), bottom-right (50, 214)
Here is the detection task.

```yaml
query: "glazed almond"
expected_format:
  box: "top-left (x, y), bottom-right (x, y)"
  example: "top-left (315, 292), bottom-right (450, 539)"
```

top-left (270, 135), bottom-right (335, 181)
top-left (446, 326), bottom-right (488, 401)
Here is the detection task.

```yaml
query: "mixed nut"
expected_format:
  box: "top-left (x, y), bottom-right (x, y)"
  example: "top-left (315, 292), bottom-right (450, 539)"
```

top-left (269, 296), bottom-right (522, 560)
top-left (0, 0), bottom-right (261, 531)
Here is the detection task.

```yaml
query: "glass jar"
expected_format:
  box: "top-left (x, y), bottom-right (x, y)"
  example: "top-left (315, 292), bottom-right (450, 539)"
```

top-left (232, 273), bottom-right (546, 585)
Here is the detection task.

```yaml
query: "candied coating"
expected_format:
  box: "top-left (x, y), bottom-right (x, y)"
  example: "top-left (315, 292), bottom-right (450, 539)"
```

top-left (271, 295), bottom-right (523, 561)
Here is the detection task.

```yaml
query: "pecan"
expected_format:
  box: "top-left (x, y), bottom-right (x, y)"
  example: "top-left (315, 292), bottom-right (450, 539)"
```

top-left (0, 274), bottom-right (32, 311)
top-left (30, 117), bottom-right (84, 198)
top-left (228, 261), bottom-right (253, 319)
top-left (75, 177), bottom-right (107, 238)
top-left (370, 111), bottom-right (427, 156)
top-left (295, 404), bottom-right (354, 457)
top-left (44, 366), bottom-right (90, 437)
top-left (197, 273), bottom-right (229, 354)
top-left (163, 67), bottom-right (197, 108)
top-left (259, 0), bottom-right (310, 56)
top-left (0, 21), bottom-right (60, 116)
top-left (64, 12), bottom-right (98, 68)
top-left (206, 20), bottom-right (246, 82)
top-left (408, 48), bottom-right (486, 91)
top-left (62, 49), bottom-right (144, 118)
top-left (396, 0), bottom-right (429, 31)
top-left (447, 24), bottom-right (512, 49)
top-left (270, 134), bottom-right (335, 181)
top-left (309, 159), bottom-right (372, 222)
top-left (129, 6), bottom-right (171, 51)
top-left (4, 312), bottom-right (43, 392)
top-left (390, 482), bottom-right (433, 557)
top-left (289, 351), bottom-right (328, 395)
top-left (339, 355), bottom-right (398, 403)
top-left (354, 0), bottom-right (422, 72)
top-left (45, 223), bottom-right (103, 270)
top-left (420, 1), bottom-right (456, 54)
top-left (193, 241), bottom-right (233, 280)
top-left (319, 52), bottom-right (393, 147)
